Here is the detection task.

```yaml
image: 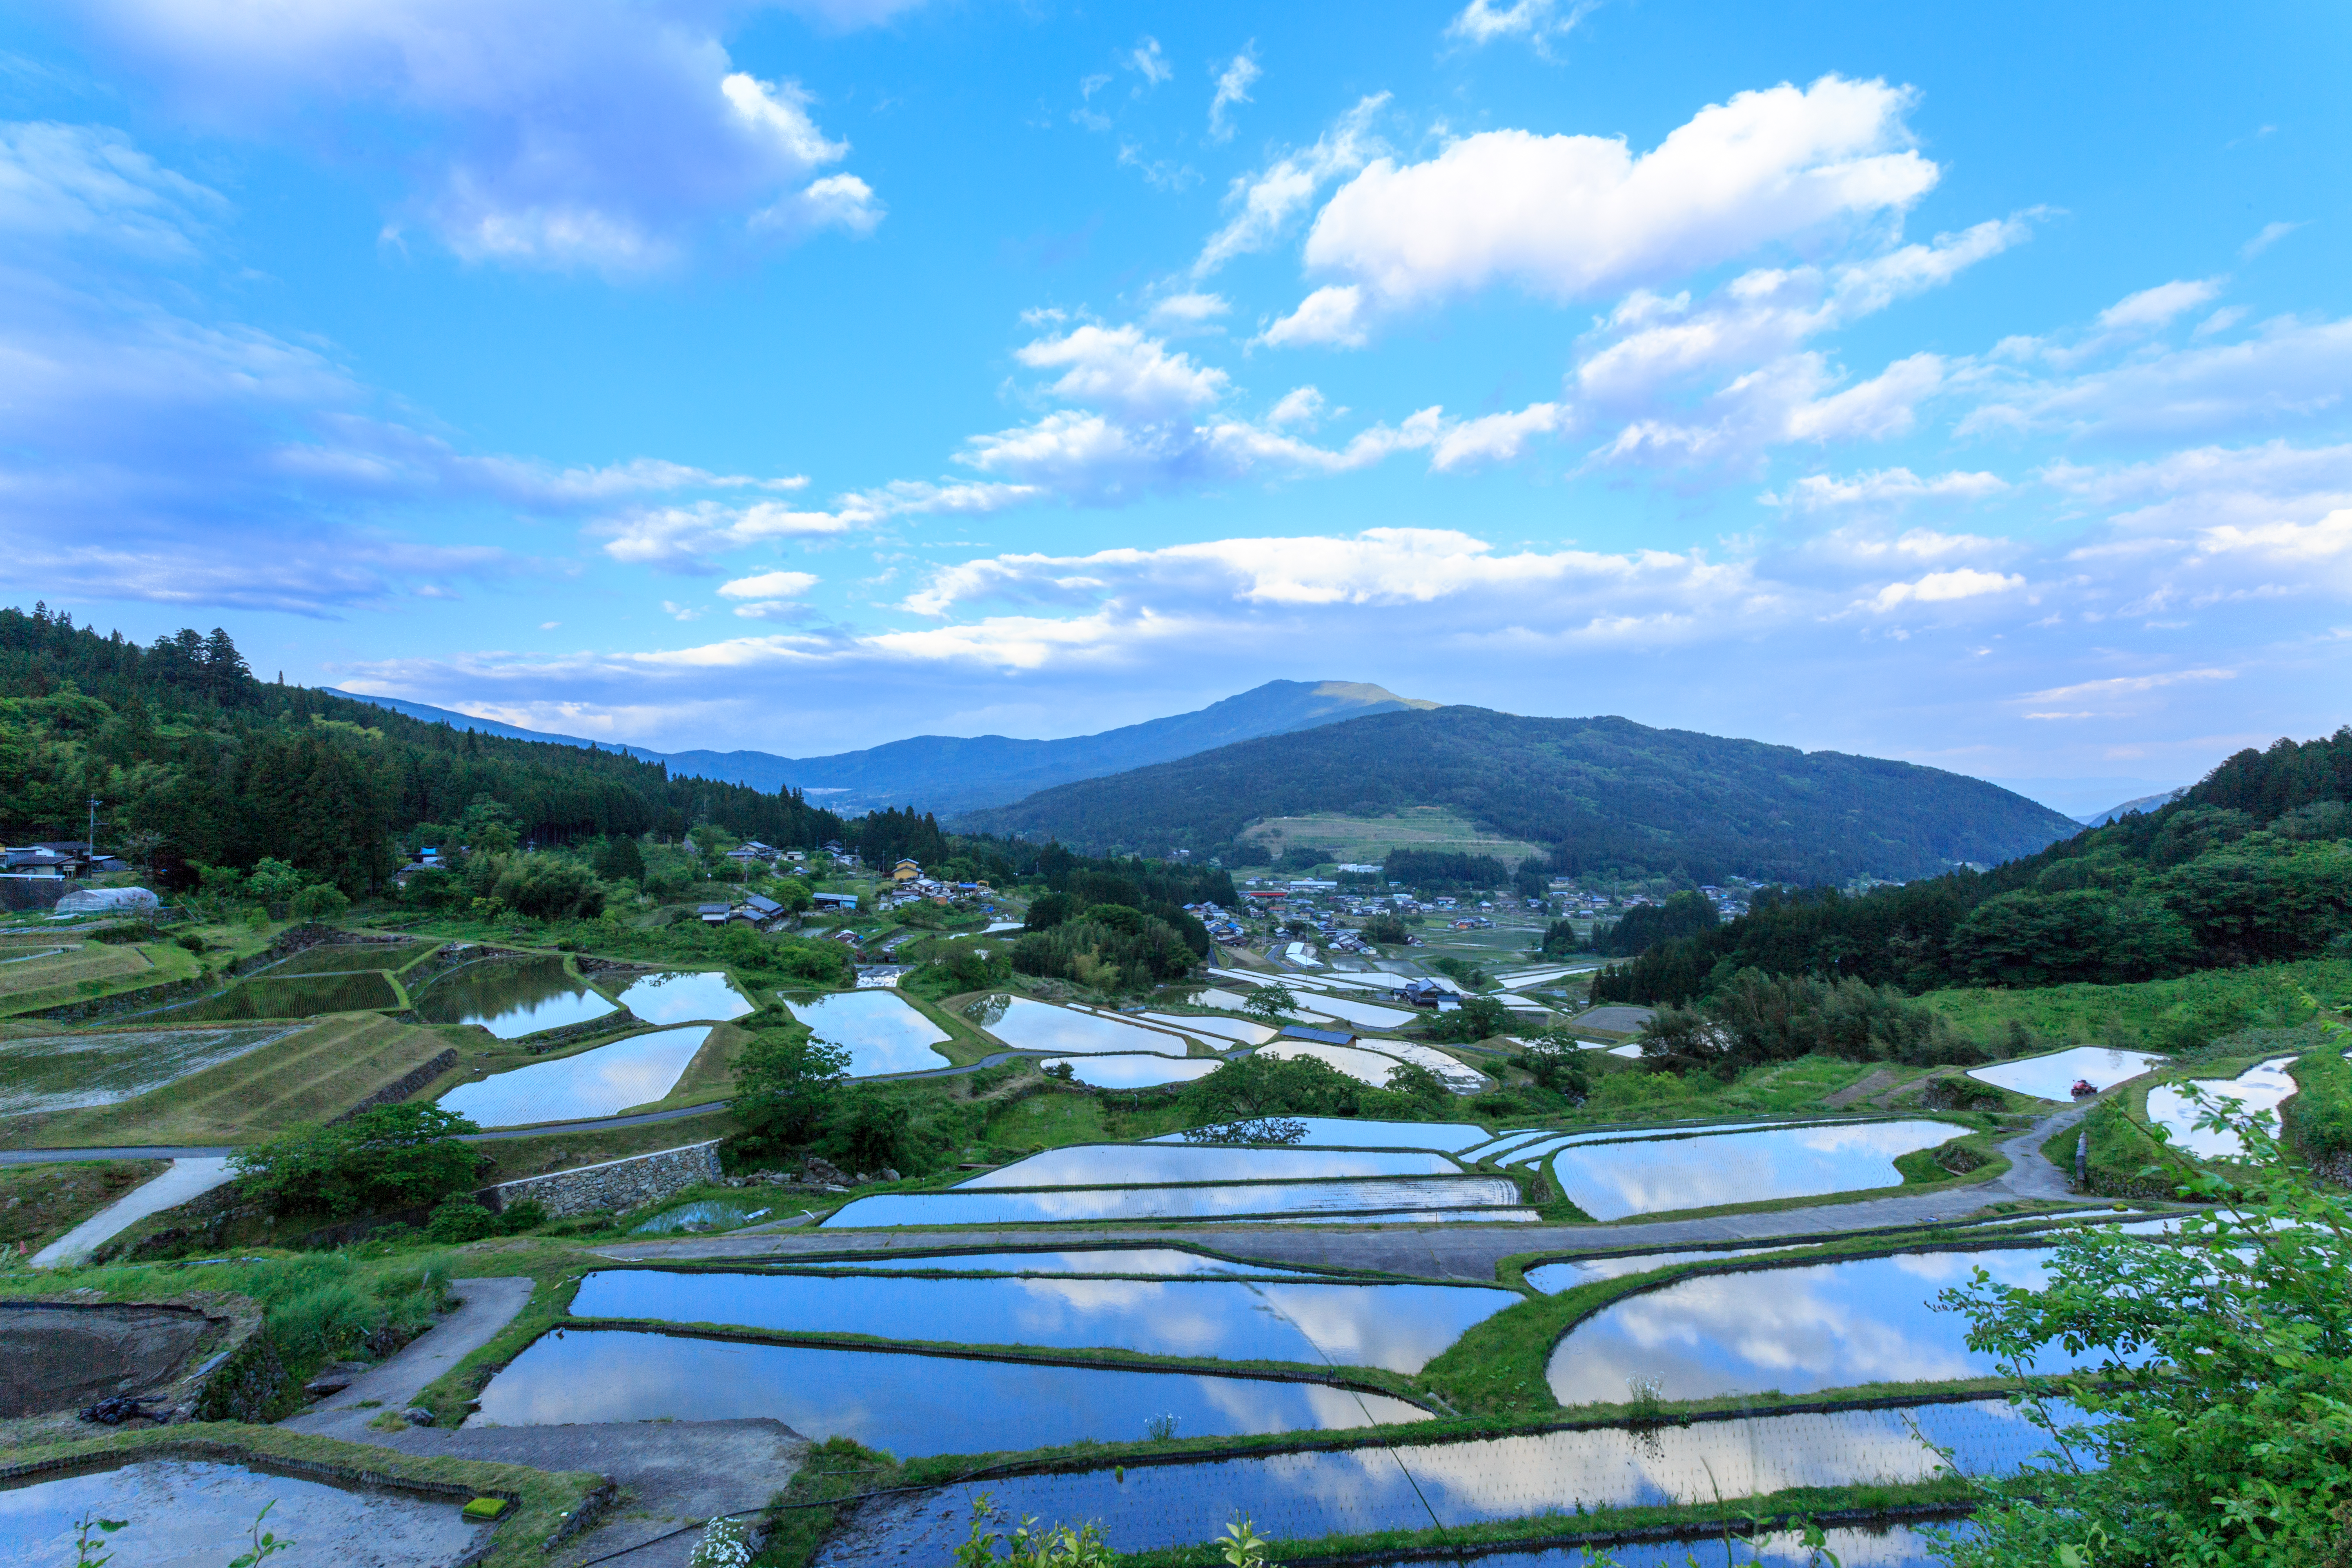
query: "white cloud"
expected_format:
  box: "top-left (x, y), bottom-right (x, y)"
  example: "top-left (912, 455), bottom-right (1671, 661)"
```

top-left (718, 569), bottom-right (820, 599)
top-left (1963, 314), bottom-right (2352, 440)
top-left (2096, 277), bottom-right (2225, 331)
top-left (1266, 386), bottom-right (1327, 428)
top-left (1767, 468), bottom-right (2008, 513)
top-left (591, 500), bottom-right (857, 568)
top-left (79, 0), bottom-right (876, 272)
top-left (1194, 94), bottom-right (1388, 277)
top-left (1012, 324), bottom-right (1228, 420)
top-left (1784, 351), bottom-right (1944, 441)
top-left (1259, 284), bottom-right (1366, 348)
top-left (1149, 291), bottom-right (1229, 325)
top-left (2022, 668), bottom-right (2236, 703)
top-left (0, 120), bottom-right (226, 257)
top-left (1207, 45), bottom-right (1260, 143)
top-left (2194, 508), bottom-right (2352, 568)
top-left (1126, 36), bottom-right (1172, 87)
top-left (1428, 403), bottom-right (1563, 471)
top-left (1864, 567), bottom-right (2023, 611)
top-left (2241, 220), bottom-right (2303, 259)
top-left (1445, 0), bottom-right (1593, 52)
top-left (1285, 76), bottom-right (1935, 335)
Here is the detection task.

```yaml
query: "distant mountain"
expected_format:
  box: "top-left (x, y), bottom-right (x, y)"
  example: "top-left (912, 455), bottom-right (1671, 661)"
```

top-left (339, 679), bottom-right (1436, 816)
top-left (2075, 786), bottom-right (2190, 827)
top-left (958, 707), bottom-right (2085, 883)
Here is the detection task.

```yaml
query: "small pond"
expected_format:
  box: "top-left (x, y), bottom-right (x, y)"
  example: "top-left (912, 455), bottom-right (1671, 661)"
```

top-left (771, 1247), bottom-right (1324, 1277)
top-left (1545, 1246), bottom-right (2106, 1403)
top-left (409, 955), bottom-right (618, 1039)
top-left (970, 996), bottom-right (1195, 1054)
top-left (610, 969), bottom-right (751, 1024)
top-left (571, 1269), bottom-right (1515, 1371)
top-left (0, 1026), bottom-right (297, 1116)
top-left (1147, 1118), bottom-right (1492, 1152)
top-left (2147, 1056), bottom-right (2298, 1157)
top-left (1139, 1011), bottom-right (1276, 1045)
top-left (436, 1025), bottom-right (711, 1127)
top-left (813, 1398), bottom-right (2065, 1560)
top-left (630, 1197), bottom-right (785, 1234)
top-left (958, 1144), bottom-right (1461, 1188)
top-left (1552, 1119), bottom-right (1962, 1221)
top-left (1968, 1045), bottom-right (2168, 1101)
top-left (784, 989), bottom-right (955, 1075)
top-left (472, 1328), bottom-right (1425, 1453)
top-left (1044, 1054), bottom-right (1221, 1088)
top-left (0, 1457), bottom-right (485, 1567)
top-left (823, 1176), bottom-right (1525, 1227)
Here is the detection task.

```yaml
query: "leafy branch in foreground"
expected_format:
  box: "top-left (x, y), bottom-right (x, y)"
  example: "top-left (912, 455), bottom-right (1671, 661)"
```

top-left (1930, 1011), bottom-right (2352, 1567)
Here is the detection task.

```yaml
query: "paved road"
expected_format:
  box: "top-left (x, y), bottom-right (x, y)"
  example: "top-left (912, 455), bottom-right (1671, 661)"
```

top-left (28, 1156), bottom-right (238, 1266)
top-left (284, 1275), bottom-right (539, 1439)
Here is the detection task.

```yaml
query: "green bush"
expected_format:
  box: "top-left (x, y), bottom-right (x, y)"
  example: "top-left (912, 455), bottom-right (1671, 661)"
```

top-left (2283, 1047), bottom-right (2352, 1165)
top-left (232, 1104), bottom-right (483, 1217)
top-left (495, 1198), bottom-right (548, 1234)
top-left (731, 1027), bottom-right (850, 1149)
top-left (426, 1197), bottom-right (497, 1243)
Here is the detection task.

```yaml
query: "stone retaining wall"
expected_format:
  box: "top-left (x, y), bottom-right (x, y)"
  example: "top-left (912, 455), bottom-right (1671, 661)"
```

top-left (486, 1140), bottom-right (723, 1218)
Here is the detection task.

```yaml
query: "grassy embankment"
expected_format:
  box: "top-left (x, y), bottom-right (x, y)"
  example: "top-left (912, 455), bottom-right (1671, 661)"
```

top-left (0, 1013), bottom-right (469, 1150)
top-left (0, 1158), bottom-right (166, 1252)
top-left (1919, 958), bottom-right (2352, 1049)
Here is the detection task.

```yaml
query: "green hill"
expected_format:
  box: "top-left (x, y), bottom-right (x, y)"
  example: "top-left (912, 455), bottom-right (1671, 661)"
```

top-left (955, 707), bottom-right (2080, 884)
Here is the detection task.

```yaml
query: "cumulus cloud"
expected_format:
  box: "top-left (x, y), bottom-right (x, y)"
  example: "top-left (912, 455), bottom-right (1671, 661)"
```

top-left (1194, 94), bottom-right (1388, 277)
top-left (76, 0), bottom-right (880, 272)
top-left (1766, 468), bottom-right (2009, 513)
top-left (1149, 291), bottom-right (1229, 325)
top-left (719, 569), bottom-right (820, 599)
top-left (1279, 76), bottom-right (1935, 339)
top-left (2097, 277), bottom-right (2226, 332)
top-left (1207, 45), bottom-right (1260, 142)
top-left (1863, 567), bottom-right (2024, 611)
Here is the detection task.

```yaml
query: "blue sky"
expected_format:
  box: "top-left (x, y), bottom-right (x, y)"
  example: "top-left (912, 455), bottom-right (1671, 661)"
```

top-left (4, 1), bottom-right (2348, 815)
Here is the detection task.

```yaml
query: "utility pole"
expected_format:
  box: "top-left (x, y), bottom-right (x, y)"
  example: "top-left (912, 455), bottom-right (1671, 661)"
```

top-left (87, 797), bottom-right (102, 855)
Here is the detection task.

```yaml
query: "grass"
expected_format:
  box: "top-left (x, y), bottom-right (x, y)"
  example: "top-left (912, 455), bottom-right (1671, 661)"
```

top-left (1920, 958), bottom-right (2352, 1051)
top-left (165, 968), bottom-right (404, 1021)
top-left (0, 1158), bottom-right (166, 1251)
top-left (0, 941), bottom-right (200, 1016)
top-left (0, 1014), bottom-right (469, 1149)
top-left (644, 1020), bottom-right (755, 1110)
top-left (1238, 806), bottom-right (1549, 867)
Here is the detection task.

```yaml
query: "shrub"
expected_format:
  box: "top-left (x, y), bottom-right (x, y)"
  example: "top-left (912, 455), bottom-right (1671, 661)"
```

top-left (731, 1028), bottom-right (850, 1148)
top-left (232, 1104), bottom-right (483, 1217)
top-left (1425, 995), bottom-right (1511, 1043)
top-left (495, 1198), bottom-right (548, 1234)
top-left (425, 1197), bottom-right (496, 1243)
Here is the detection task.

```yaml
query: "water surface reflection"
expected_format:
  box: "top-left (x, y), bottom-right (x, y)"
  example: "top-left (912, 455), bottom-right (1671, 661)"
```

top-left (470, 1329), bottom-right (1421, 1453)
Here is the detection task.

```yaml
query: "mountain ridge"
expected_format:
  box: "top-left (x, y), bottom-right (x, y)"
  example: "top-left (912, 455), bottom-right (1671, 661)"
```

top-left (339, 679), bottom-right (1434, 816)
top-left (956, 706), bottom-right (2084, 883)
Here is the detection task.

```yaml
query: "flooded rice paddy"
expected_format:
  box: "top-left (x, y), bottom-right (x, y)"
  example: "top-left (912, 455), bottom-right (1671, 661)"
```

top-left (1968, 1045), bottom-right (2168, 1101)
top-left (608, 969), bottom-right (750, 1023)
top-left (770, 1247), bottom-right (1327, 1277)
top-left (1255, 1040), bottom-right (1438, 1087)
top-left (1545, 1246), bottom-right (2099, 1403)
top-left (435, 1024), bottom-right (711, 1126)
top-left (1396, 1524), bottom-right (1953, 1568)
top-left (958, 1143), bottom-right (1461, 1187)
top-left (570, 1269), bottom-right (1515, 1371)
top-left (1147, 1118), bottom-right (1493, 1151)
top-left (2147, 1056), bottom-right (2297, 1156)
top-left (0, 1458), bottom-right (486, 1567)
top-left (783, 989), bottom-right (955, 1075)
top-left (630, 1196), bottom-right (784, 1234)
top-left (1292, 994), bottom-right (1419, 1030)
top-left (1042, 1053), bottom-right (1221, 1088)
top-left (0, 1025), bottom-right (297, 1115)
top-left (968, 995), bottom-right (1194, 1054)
top-left (822, 1176), bottom-right (1528, 1226)
top-left (470, 1328), bottom-right (1424, 1453)
top-left (1552, 1119), bottom-right (1961, 1220)
top-left (817, 1399), bottom-right (2062, 1559)
top-left (1138, 1011), bottom-right (1276, 1045)
top-left (409, 954), bottom-right (618, 1038)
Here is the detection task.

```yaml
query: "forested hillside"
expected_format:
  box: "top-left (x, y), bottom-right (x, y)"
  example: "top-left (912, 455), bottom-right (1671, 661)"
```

top-left (0, 603), bottom-right (848, 889)
top-left (1592, 727), bottom-right (2352, 1004)
top-left (959, 706), bottom-right (2079, 884)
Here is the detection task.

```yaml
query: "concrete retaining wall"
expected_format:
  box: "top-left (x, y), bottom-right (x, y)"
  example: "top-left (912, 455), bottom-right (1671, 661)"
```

top-left (486, 1140), bottom-right (722, 1218)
